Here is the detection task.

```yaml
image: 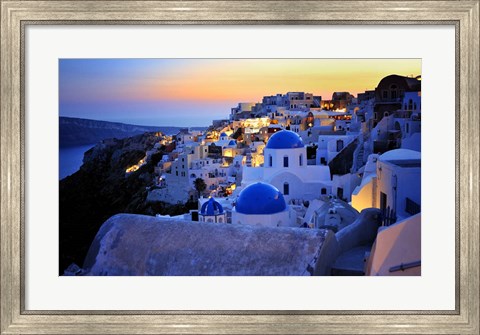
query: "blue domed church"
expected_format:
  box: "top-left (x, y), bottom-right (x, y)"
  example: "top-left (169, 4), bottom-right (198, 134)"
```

top-left (240, 130), bottom-right (332, 203)
top-left (199, 197), bottom-right (227, 223)
top-left (232, 182), bottom-right (295, 227)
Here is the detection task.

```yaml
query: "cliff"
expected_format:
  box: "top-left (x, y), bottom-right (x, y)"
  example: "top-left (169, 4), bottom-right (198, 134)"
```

top-left (59, 132), bottom-right (196, 274)
top-left (59, 117), bottom-right (206, 147)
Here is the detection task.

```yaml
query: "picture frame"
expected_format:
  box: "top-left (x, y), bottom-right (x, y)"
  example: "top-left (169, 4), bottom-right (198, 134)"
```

top-left (1, 0), bottom-right (478, 334)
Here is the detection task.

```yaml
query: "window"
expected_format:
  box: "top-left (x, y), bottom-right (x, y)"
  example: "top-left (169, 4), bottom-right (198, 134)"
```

top-left (405, 197), bottom-right (421, 215)
top-left (283, 156), bottom-right (289, 167)
top-left (390, 85), bottom-right (397, 99)
top-left (269, 155), bottom-right (272, 167)
top-left (380, 192), bottom-right (387, 211)
top-left (321, 188), bottom-right (327, 195)
top-left (406, 123), bottom-right (410, 133)
top-left (299, 154), bottom-right (303, 166)
top-left (218, 217), bottom-right (223, 223)
top-left (382, 90), bottom-right (388, 99)
top-left (336, 140), bottom-right (344, 152)
top-left (337, 187), bottom-right (344, 200)
top-left (176, 171), bottom-right (178, 176)
top-left (283, 182), bottom-right (289, 195)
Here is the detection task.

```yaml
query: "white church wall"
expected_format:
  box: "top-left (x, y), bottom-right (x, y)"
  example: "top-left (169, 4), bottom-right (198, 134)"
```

top-left (232, 210), bottom-right (292, 227)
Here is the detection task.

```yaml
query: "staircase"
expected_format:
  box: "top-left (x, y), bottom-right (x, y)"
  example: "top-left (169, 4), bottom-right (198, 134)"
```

top-left (330, 245), bottom-right (371, 276)
top-left (356, 145), bottom-right (365, 169)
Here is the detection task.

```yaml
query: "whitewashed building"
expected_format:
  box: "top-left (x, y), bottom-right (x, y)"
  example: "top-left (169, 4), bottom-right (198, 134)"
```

top-left (241, 130), bottom-right (332, 202)
top-left (351, 149), bottom-right (421, 222)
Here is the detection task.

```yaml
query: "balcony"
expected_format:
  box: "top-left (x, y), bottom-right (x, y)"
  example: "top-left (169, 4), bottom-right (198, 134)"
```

top-left (376, 98), bottom-right (402, 104)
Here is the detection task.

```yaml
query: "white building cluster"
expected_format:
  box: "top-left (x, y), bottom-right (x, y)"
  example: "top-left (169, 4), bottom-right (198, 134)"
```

top-left (135, 74), bottom-right (422, 276)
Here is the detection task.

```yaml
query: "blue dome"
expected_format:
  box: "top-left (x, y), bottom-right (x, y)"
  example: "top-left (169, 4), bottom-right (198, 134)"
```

top-left (266, 130), bottom-right (304, 149)
top-left (235, 182), bottom-right (287, 215)
top-left (200, 198), bottom-right (224, 216)
top-left (228, 140), bottom-right (236, 146)
top-left (220, 132), bottom-right (227, 137)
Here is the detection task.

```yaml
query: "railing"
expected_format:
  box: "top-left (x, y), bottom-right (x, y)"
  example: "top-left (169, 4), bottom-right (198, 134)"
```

top-left (382, 206), bottom-right (397, 226)
top-left (376, 98), bottom-right (403, 103)
top-left (389, 260), bottom-right (421, 273)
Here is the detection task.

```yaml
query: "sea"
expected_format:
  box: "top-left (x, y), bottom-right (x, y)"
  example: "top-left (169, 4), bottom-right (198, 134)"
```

top-left (59, 144), bottom-right (95, 180)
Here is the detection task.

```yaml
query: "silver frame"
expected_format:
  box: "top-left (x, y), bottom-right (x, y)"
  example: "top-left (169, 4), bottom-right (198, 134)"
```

top-left (1, 1), bottom-right (478, 334)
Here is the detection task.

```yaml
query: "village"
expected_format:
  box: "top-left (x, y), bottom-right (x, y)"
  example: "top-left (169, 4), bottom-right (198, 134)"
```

top-left (112, 73), bottom-right (422, 276)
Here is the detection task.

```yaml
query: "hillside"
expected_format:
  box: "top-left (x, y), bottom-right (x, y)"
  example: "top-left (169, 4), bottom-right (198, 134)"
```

top-left (59, 132), bottom-right (196, 274)
top-left (59, 117), bottom-right (205, 146)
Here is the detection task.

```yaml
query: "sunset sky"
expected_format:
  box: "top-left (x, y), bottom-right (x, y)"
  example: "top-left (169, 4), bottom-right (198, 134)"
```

top-left (59, 59), bottom-right (421, 127)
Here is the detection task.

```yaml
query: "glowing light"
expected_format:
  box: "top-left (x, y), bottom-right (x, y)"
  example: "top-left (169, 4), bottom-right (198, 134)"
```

top-left (125, 156), bottom-right (147, 173)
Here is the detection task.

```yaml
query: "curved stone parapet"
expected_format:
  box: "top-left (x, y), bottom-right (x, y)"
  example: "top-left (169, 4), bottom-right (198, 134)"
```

top-left (83, 214), bottom-right (336, 276)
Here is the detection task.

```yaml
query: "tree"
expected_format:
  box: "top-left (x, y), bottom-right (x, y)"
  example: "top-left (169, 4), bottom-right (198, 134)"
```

top-left (194, 177), bottom-right (207, 198)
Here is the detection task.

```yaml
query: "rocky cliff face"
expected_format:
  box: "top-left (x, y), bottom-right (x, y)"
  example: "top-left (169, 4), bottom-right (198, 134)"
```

top-left (59, 117), bottom-right (183, 146)
top-left (59, 132), bottom-right (195, 274)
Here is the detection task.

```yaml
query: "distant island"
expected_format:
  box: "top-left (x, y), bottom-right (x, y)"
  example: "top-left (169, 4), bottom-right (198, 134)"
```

top-left (59, 116), bottom-right (207, 147)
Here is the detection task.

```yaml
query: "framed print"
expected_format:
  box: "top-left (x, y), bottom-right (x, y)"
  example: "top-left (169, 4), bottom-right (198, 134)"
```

top-left (1, 0), bottom-right (479, 334)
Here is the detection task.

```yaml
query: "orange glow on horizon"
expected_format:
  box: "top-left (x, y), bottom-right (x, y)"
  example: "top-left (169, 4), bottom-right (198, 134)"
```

top-left (116, 59), bottom-right (421, 103)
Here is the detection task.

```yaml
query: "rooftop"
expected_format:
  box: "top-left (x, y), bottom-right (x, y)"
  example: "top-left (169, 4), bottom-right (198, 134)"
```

top-left (235, 182), bottom-right (287, 215)
top-left (265, 130), bottom-right (305, 149)
top-left (379, 149), bottom-right (421, 162)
